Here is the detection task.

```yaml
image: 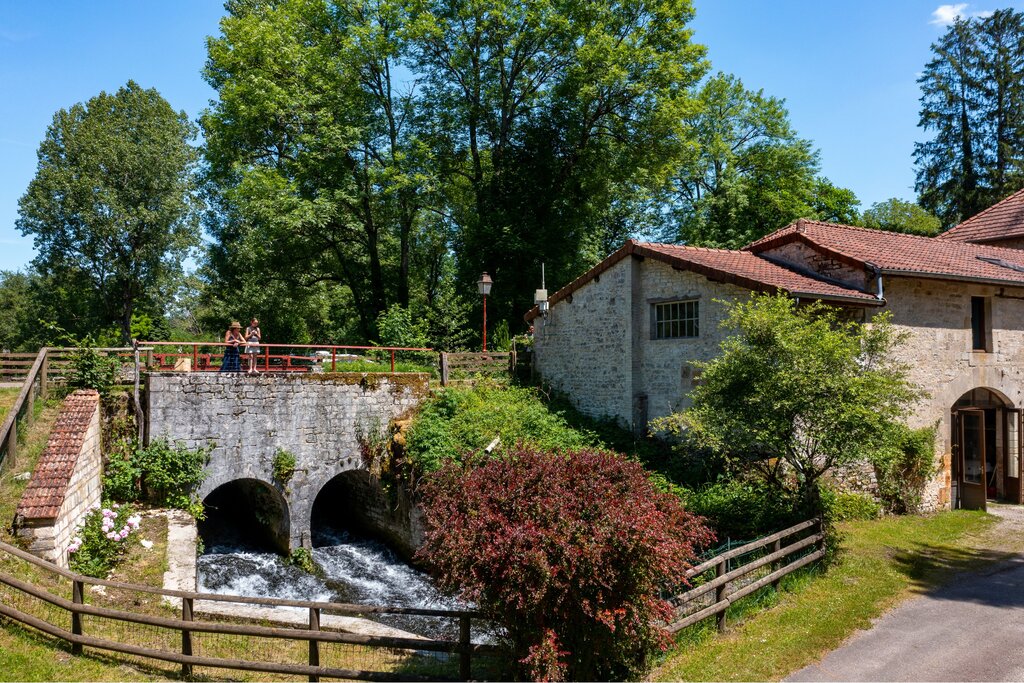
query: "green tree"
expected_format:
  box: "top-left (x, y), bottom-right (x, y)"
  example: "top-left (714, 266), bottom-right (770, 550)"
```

top-left (17, 81), bottom-right (200, 344)
top-left (0, 271), bottom-right (34, 351)
top-left (862, 198), bottom-right (942, 236)
top-left (915, 10), bottom-right (1024, 228)
top-left (658, 294), bottom-right (919, 516)
top-left (202, 0), bottom-right (431, 339)
top-left (408, 0), bottom-right (708, 329)
top-left (671, 74), bottom-right (859, 248)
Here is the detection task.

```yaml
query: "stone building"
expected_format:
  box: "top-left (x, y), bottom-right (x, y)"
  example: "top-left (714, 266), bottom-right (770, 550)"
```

top-left (527, 190), bottom-right (1024, 512)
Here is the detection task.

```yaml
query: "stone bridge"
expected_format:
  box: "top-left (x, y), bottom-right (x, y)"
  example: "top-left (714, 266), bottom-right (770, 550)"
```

top-left (146, 372), bottom-right (429, 553)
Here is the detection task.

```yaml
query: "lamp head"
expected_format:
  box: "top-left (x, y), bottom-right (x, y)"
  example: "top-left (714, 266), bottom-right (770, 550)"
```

top-left (477, 272), bottom-right (493, 296)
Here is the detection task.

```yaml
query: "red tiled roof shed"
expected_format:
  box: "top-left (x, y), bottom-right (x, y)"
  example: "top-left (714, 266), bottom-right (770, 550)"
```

top-left (938, 188), bottom-right (1024, 244)
top-left (16, 390), bottom-right (100, 521)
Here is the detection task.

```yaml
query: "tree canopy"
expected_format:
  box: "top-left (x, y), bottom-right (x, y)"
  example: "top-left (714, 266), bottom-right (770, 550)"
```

top-left (915, 9), bottom-right (1024, 229)
top-left (16, 81), bottom-right (200, 344)
top-left (862, 198), bottom-right (942, 236)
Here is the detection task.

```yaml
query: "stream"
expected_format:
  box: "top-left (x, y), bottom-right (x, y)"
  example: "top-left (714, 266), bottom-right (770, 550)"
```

top-left (196, 526), bottom-right (464, 638)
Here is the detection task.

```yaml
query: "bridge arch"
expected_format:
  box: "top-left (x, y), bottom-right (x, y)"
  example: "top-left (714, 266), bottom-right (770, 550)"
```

top-left (199, 478), bottom-right (290, 554)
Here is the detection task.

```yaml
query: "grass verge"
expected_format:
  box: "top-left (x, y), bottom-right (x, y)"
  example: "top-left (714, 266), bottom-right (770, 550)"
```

top-left (652, 510), bottom-right (999, 682)
top-left (0, 387), bottom-right (21, 423)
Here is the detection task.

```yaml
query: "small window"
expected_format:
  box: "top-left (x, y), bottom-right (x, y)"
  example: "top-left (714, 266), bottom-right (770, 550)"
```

top-left (971, 296), bottom-right (990, 351)
top-left (653, 300), bottom-right (699, 339)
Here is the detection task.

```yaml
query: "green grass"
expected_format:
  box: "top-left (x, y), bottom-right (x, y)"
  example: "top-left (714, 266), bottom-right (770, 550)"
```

top-left (653, 510), bottom-right (1001, 682)
top-left (0, 387), bottom-right (20, 423)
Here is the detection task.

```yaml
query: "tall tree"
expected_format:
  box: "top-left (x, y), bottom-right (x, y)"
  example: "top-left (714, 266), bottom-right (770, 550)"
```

top-left (915, 10), bottom-right (1024, 228)
top-left (670, 73), bottom-right (859, 248)
top-left (407, 0), bottom-right (707, 328)
top-left (202, 0), bottom-right (431, 339)
top-left (862, 198), bottom-right (941, 236)
top-left (17, 81), bottom-right (200, 343)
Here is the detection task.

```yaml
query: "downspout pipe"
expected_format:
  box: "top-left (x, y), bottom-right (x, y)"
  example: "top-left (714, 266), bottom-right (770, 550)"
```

top-left (867, 263), bottom-right (884, 300)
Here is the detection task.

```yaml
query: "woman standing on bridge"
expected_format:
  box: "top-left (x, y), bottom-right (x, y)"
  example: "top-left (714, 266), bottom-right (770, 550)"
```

top-left (244, 318), bottom-right (261, 374)
top-left (220, 321), bottom-right (243, 372)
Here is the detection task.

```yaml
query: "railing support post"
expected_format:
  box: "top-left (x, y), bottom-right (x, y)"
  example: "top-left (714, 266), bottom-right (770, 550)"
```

top-left (331, 348), bottom-right (336, 373)
top-left (459, 614), bottom-right (471, 681)
top-left (40, 351), bottom-right (49, 399)
top-left (390, 350), bottom-right (395, 373)
top-left (771, 537), bottom-right (783, 590)
top-left (5, 423), bottom-right (16, 471)
top-left (440, 352), bottom-right (449, 386)
top-left (308, 607), bottom-right (321, 682)
top-left (192, 344), bottom-right (198, 372)
top-left (71, 579), bottom-right (84, 655)
top-left (715, 560), bottom-right (727, 633)
top-left (181, 597), bottom-right (194, 678)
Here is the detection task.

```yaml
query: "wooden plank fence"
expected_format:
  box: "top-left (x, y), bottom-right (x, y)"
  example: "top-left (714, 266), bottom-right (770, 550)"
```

top-left (0, 539), bottom-right (503, 681)
top-left (668, 518), bottom-right (824, 634)
top-left (0, 348), bottom-right (48, 471)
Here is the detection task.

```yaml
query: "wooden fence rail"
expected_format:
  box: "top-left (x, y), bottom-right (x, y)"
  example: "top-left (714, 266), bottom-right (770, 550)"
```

top-left (668, 518), bottom-right (824, 634)
top-left (439, 352), bottom-right (516, 385)
top-left (0, 538), bottom-right (501, 681)
top-left (0, 348), bottom-right (48, 470)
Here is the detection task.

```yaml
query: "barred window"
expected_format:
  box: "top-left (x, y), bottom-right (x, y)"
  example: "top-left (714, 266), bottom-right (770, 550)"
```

top-left (653, 300), bottom-right (698, 339)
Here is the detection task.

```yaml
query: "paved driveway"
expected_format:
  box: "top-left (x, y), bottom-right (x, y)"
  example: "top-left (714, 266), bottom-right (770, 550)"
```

top-left (789, 524), bottom-right (1024, 681)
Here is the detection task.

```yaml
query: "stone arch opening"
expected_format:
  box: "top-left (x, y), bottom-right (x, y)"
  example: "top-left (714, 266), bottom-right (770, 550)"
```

top-left (952, 387), bottom-right (1021, 511)
top-left (310, 471), bottom-right (420, 560)
top-left (199, 479), bottom-right (290, 554)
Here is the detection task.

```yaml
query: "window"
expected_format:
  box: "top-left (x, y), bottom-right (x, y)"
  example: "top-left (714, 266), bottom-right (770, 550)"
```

top-left (653, 300), bottom-right (699, 339)
top-left (971, 296), bottom-right (990, 351)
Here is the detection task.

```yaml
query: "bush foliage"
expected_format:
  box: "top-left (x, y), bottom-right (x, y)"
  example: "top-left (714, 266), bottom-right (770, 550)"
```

top-left (417, 446), bottom-right (714, 681)
top-left (870, 423), bottom-right (938, 514)
top-left (67, 503), bottom-right (142, 578)
top-left (103, 439), bottom-right (209, 517)
top-left (821, 487), bottom-right (882, 522)
top-left (404, 382), bottom-right (595, 472)
top-left (683, 478), bottom-right (802, 540)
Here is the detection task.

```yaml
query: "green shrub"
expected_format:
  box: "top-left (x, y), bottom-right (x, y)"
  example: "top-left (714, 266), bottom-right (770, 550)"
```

top-left (871, 424), bottom-right (938, 514)
top-left (103, 439), bottom-right (209, 517)
top-left (821, 487), bottom-right (882, 522)
top-left (272, 449), bottom-right (297, 485)
top-left (405, 382), bottom-right (596, 472)
top-left (683, 478), bottom-right (802, 541)
top-left (67, 503), bottom-right (142, 578)
top-left (289, 547), bottom-right (317, 574)
top-left (375, 304), bottom-right (432, 364)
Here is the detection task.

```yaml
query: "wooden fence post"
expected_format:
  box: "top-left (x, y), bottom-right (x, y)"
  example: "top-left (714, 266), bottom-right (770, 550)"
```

top-left (771, 538), bottom-right (783, 590)
top-left (71, 579), bottom-right (84, 654)
top-left (440, 352), bottom-right (449, 386)
top-left (308, 607), bottom-right (321, 682)
top-left (182, 597), bottom-right (194, 678)
top-left (459, 615), bottom-right (471, 681)
top-left (5, 424), bottom-right (16, 471)
top-left (715, 560), bottom-right (727, 633)
top-left (40, 351), bottom-right (49, 399)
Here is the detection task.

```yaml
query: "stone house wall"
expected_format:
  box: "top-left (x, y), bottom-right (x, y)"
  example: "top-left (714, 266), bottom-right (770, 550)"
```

top-left (147, 372), bottom-right (429, 549)
top-left (15, 390), bottom-right (103, 567)
top-left (761, 241), bottom-right (870, 291)
top-left (533, 255), bottom-right (748, 430)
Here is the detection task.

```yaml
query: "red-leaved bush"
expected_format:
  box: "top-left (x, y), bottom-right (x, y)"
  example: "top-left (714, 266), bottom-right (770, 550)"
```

top-left (416, 446), bottom-right (714, 681)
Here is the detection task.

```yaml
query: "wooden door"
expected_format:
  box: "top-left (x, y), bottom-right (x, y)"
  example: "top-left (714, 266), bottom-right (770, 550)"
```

top-left (958, 409), bottom-right (988, 511)
top-left (1006, 409), bottom-right (1022, 504)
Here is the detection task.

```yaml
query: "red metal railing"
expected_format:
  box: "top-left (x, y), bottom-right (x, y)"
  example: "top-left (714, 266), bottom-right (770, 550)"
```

top-left (138, 341), bottom-right (434, 374)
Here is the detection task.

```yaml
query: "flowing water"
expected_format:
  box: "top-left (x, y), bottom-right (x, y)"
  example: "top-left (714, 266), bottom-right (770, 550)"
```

top-left (196, 526), bottom-right (464, 638)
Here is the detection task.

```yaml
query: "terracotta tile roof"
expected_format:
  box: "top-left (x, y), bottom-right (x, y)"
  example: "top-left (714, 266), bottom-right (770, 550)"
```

top-left (524, 239), bottom-right (880, 321)
top-left (745, 219), bottom-right (1024, 286)
top-left (16, 390), bottom-right (100, 521)
top-left (939, 189), bottom-right (1024, 243)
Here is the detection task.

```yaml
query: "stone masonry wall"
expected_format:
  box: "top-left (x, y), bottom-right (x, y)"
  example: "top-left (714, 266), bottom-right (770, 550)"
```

top-left (147, 373), bottom-right (429, 549)
top-left (760, 241), bottom-right (869, 291)
top-left (15, 391), bottom-right (103, 567)
top-left (533, 256), bottom-right (749, 429)
top-left (879, 277), bottom-right (1024, 511)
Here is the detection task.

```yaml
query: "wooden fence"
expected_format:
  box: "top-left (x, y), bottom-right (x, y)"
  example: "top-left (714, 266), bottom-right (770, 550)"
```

top-left (0, 538), bottom-right (502, 681)
top-left (0, 348), bottom-right (49, 470)
top-left (668, 518), bottom-right (824, 634)
top-left (439, 352), bottom-right (516, 385)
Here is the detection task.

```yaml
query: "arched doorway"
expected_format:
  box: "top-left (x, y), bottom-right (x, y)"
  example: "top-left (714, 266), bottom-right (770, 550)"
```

top-left (199, 479), bottom-right (290, 554)
top-left (952, 388), bottom-right (1022, 511)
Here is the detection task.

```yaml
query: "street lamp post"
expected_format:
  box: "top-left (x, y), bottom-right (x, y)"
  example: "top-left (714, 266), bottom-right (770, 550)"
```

top-left (477, 272), bottom-right (493, 352)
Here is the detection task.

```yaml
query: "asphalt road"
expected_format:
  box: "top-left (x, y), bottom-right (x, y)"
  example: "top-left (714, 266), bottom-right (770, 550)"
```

top-left (789, 548), bottom-right (1024, 681)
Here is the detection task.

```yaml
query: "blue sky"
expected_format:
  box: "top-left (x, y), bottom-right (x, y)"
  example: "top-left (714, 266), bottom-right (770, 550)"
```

top-left (0, 1), bottom-right (1011, 272)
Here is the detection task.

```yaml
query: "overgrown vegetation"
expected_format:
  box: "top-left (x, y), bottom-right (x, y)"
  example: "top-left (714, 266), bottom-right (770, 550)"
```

top-left (404, 381), bottom-right (595, 472)
top-left (103, 439), bottom-right (209, 517)
top-left (272, 449), bottom-right (297, 485)
top-left (67, 504), bottom-right (142, 578)
top-left (870, 423), bottom-right (938, 514)
top-left (418, 446), bottom-right (714, 681)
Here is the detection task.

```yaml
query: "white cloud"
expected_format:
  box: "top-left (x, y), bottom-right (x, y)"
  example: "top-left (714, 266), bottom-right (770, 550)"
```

top-left (930, 3), bottom-right (994, 26)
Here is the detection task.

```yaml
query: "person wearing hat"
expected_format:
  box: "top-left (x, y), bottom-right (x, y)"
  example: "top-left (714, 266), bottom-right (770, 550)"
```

top-left (220, 321), bottom-right (244, 372)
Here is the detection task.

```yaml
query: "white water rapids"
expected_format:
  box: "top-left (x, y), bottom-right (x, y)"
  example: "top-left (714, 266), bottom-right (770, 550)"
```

top-left (196, 527), bottom-right (464, 637)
